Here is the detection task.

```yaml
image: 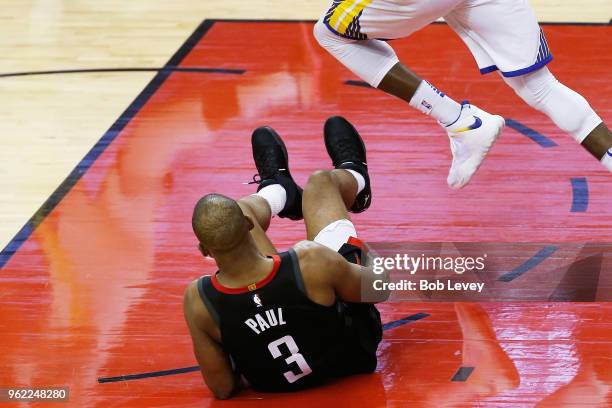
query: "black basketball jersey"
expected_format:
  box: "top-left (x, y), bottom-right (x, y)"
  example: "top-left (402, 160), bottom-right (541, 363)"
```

top-left (198, 249), bottom-right (349, 392)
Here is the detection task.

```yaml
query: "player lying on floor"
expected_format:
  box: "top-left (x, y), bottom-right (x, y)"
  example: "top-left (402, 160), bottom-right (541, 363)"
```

top-left (184, 116), bottom-right (389, 399)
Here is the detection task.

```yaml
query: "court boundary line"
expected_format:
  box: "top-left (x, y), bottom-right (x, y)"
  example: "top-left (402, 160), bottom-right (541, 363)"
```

top-left (0, 20), bottom-right (217, 269)
top-left (0, 67), bottom-right (245, 79)
top-left (209, 18), bottom-right (611, 26)
top-left (570, 177), bottom-right (589, 213)
top-left (451, 366), bottom-right (475, 382)
top-left (497, 245), bottom-right (559, 282)
top-left (505, 119), bottom-right (558, 148)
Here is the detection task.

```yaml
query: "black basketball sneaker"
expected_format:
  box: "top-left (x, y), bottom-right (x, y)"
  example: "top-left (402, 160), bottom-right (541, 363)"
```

top-left (250, 126), bottom-right (303, 220)
top-left (323, 116), bottom-right (371, 213)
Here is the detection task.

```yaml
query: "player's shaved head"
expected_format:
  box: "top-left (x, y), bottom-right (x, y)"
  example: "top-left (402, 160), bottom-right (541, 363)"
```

top-left (192, 194), bottom-right (249, 252)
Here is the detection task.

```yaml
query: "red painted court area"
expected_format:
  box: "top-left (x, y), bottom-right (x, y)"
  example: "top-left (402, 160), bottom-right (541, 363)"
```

top-left (1, 20), bottom-right (611, 407)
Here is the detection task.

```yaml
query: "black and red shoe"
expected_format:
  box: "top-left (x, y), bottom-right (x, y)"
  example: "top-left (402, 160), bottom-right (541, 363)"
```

top-left (250, 126), bottom-right (303, 220)
top-left (323, 116), bottom-right (371, 213)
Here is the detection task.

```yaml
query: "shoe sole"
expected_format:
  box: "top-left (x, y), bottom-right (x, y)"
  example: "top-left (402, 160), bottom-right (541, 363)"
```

top-left (449, 115), bottom-right (505, 189)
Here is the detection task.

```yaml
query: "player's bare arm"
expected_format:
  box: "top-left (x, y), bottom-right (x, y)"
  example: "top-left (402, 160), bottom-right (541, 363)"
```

top-left (183, 281), bottom-right (238, 400)
top-left (294, 240), bottom-right (390, 305)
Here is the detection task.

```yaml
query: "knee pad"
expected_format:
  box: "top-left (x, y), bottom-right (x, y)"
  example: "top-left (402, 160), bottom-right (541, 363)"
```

top-left (313, 219), bottom-right (357, 252)
top-left (503, 68), bottom-right (602, 143)
top-left (502, 67), bottom-right (557, 110)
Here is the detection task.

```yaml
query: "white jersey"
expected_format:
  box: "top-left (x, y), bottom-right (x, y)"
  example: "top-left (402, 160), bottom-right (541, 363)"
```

top-left (321, 0), bottom-right (552, 77)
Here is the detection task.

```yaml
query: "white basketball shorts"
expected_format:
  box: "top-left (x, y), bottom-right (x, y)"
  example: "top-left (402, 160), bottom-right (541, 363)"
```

top-left (320, 0), bottom-right (552, 77)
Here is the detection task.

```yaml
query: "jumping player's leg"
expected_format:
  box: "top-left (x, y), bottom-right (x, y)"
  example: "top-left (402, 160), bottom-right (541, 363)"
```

top-left (501, 68), bottom-right (612, 171)
top-left (583, 124), bottom-right (612, 168)
top-left (313, 19), bottom-right (460, 126)
top-left (445, 0), bottom-right (612, 172)
top-left (313, 0), bottom-right (505, 188)
top-left (376, 64), bottom-right (505, 183)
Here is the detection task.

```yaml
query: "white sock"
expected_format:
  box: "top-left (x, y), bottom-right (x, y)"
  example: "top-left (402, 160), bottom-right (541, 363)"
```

top-left (345, 169), bottom-right (365, 194)
top-left (602, 149), bottom-right (612, 172)
top-left (409, 80), bottom-right (462, 125)
top-left (256, 184), bottom-right (287, 216)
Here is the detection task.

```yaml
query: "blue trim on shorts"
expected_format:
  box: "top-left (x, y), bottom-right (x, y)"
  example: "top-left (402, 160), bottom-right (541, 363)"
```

top-left (478, 54), bottom-right (553, 77)
top-left (479, 65), bottom-right (499, 74)
top-left (480, 28), bottom-right (553, 77)
top-left (501, 54), bottom-right (553, 77)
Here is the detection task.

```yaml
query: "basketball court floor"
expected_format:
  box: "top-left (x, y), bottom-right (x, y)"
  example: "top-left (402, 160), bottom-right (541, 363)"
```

top-left (1, 2), bottom-right (611, 407)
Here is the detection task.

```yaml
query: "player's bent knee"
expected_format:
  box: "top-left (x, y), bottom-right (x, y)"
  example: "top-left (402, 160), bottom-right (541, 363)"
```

top-left (306, 169), bottom-right (334, 187)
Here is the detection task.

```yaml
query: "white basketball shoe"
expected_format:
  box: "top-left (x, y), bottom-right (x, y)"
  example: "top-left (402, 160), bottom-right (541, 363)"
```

top-left (445, 102), bottom-right (505, 189)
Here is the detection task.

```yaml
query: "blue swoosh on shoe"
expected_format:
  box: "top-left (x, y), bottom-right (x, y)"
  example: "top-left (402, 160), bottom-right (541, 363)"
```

top-left (469, 116), bottom-right (483, 130)
top-left (455, 116), bottom-right (483, 132)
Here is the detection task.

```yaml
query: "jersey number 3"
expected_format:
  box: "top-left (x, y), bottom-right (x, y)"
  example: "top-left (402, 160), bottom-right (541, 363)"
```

top-left (268, 335), bottom-right (313, 383)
